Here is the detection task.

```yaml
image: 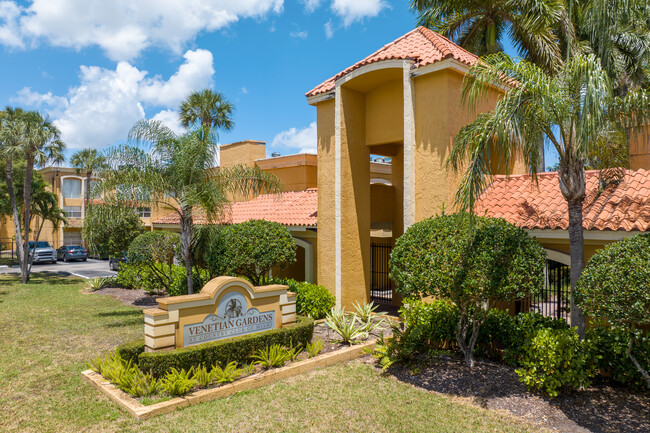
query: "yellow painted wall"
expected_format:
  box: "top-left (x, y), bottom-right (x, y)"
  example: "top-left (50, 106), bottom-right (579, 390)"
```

top-left (365, 80), bottom-right (403, 146)
top-left (220, 140), bottom-right (267, 168)
top-left (316, 99), bottom-right (336, 293)
top-left (256, 154), bottom-right (318, 192)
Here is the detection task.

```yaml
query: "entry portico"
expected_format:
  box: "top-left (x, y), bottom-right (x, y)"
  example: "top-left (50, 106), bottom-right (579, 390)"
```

top-left (307, 27), bottom-right (526, 308)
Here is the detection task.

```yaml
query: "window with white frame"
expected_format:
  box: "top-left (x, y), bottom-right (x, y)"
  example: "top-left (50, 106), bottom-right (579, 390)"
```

top-left (137, 207), bottom-right (151, 218)
top-left (62, 178), bottom-right (82, 199)
top-left (63, 206), bottom-right (82, 218)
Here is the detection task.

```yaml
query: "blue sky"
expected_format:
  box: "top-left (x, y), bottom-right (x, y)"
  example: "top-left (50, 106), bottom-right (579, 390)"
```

top-left (0, 0), bottom-right (558, 168)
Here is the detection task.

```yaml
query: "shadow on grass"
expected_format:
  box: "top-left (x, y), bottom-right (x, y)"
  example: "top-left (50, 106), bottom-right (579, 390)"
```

top-left (97, 310), bottom-right (141, 318)
top-left (389, 354), bottom-right (650, 433)
top-left (104, 318), bottom-right (143, 328)
top-left (97, 309), bottom-right (143, 328)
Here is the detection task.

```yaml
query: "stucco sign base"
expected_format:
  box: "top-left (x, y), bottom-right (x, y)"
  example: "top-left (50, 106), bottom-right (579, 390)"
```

top-left (81, 339), bottom-right (377, 420)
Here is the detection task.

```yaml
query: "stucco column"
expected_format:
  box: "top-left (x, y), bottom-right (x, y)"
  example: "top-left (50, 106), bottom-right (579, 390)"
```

top-left (335, 85), bottom-right (371, 308)
top-left (403, 63), bottom-right (416, 229)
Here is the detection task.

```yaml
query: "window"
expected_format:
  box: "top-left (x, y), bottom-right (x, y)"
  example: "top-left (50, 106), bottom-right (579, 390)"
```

top-left (64, 206), bottom-right (82, 218)
top-left (62, 178), bottom-right (81, 199)
top-left (137, 207), bottom-right (151, 218)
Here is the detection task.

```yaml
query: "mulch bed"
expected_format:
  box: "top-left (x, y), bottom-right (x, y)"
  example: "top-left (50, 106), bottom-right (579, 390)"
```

top-left (389, 354), bottom-right (650, 433)
top-left (86, 287), bottom-right (163, 308)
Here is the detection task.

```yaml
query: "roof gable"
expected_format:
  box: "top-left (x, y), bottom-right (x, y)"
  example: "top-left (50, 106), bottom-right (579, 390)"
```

top-left (306, 26), bottom-right (479, 98)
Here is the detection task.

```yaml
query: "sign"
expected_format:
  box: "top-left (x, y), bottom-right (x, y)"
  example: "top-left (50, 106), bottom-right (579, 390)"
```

top-left (143, 276), bottom-right (296, 352)
top-left (183, 292), bottom-right (275, 347)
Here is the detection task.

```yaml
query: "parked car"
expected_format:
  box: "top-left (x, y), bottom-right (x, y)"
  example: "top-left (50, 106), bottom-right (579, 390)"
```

top-left (109, 253), bottom-right (127, 271)
top-left (56, 245), bottom-right (88, 262)
top-left (28, 241), bottom-right (57, 264)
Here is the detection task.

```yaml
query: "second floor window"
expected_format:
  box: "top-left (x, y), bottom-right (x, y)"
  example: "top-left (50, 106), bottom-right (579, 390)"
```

top-left (137, 207), bottom-right (151, 218)
top-left (62, 178), bottom-right (82, 199)
top-left (64, 206), bottom-right (82, 218)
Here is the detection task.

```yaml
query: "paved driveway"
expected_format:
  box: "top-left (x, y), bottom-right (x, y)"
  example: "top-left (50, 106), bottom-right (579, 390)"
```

top-left (0, 258), bottom-right (116, 279)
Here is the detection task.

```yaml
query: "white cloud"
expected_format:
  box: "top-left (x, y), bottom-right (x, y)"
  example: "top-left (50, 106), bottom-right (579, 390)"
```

top-left (301, 0), bottom-right (322, 13)
top-left (271, 122), bottom-right (317, 154)
top-left (12, 49), bottom-right (215, 150)
top-left (139, 49), bottom-right (214, 107)
top-left (331, 0), bottom-right (386, 26)
top-left (0, 1), bottom-right (23, 47)
top-left (152, 109), bottom-right (186, 136)
top-left (3, 0), bottom-right (284, 61)
top-left (241, 86), bottom-right (248, 94)
top-left (324, 20), bottom-right (334, 39)
top-left (290, 30), bottom-right (308, 39)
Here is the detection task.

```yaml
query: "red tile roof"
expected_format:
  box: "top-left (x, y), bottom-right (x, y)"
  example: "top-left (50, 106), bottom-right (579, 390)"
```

top-left (153, 189), bottom-right (318, 227)
top-left (475, 169), bottom-right (650, 232)
top-left (306, 26), bottom-right (479, 98)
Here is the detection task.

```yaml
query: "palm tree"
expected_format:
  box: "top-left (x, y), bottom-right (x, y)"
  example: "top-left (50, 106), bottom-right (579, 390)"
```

top-left (28, 177), bottom-right (66, 274)
top-left (446, 53), bottom-right (650, 336)
top-left (99, 120), bottom-right (282, 294)
top-left (0, 107), bottom-right (64, 283)
top-left (410, 0), bottom-right (567, 72)
top-left (70, 148), bottom-right (107, 214)
top-left (179, 89), bottom-right (234, 145)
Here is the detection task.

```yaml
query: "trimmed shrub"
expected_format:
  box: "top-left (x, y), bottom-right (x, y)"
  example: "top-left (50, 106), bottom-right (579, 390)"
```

top-left (272, 278), bottom-right (335, 320)
top-left (577, 233), bottom-right (650, 388)
top-left (138, 316), bottom-right (314, 377)
top-left (390, 214), bottom-right (546, 367)
top-left (118, 262), bottom-right (209, 295)
top-left (515, 327), bottom-right (595, 397)
top-left (587, 323), bottom-right (650, 390)
top-left (117, 339), bottom-right (145, 365)
top-left (127, 231), bottom-right (180, 265)
top-left (221, 220), bottom-right (297, 286)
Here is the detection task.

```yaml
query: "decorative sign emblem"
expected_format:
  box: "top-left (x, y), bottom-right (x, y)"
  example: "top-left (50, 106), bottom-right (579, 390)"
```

top-left (183, 292), bottom-right (275, 347)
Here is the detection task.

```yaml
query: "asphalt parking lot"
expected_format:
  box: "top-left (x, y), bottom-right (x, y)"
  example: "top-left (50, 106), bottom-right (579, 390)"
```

top-left (0, 258), bottom-right (117, 279)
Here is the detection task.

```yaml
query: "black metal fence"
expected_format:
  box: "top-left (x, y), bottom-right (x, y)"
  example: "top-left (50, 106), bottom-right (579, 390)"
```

top-left (530, 259), bottom-right (570, 320)
top-left (0, 238), bottom-right (16, 263)
top-left (370, 243), bottom-right (393, 304)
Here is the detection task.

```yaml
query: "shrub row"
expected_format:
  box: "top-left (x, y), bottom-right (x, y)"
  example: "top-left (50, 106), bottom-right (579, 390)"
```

top-left (118, 262), bottom-right (210, 296)
top-left (123, 316), bottom-right (314, 377)
top-left (396, 299), bottom-right (650, 394)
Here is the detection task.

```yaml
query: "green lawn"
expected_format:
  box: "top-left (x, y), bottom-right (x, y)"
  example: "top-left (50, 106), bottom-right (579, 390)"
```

top-left (0, 274), bottom-right (542, 433)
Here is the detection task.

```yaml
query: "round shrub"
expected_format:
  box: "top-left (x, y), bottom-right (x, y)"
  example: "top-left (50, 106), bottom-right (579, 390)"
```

top-left (83, 203), bottom-right (144, 258)
top-left (390, 214), bottom-right (546, 366)
top-left (577, 234), bottom-right (650, 388)
top-left (294, 282), bottom-right (335, 319)
top-left (222, 220), bottom-right (297, 286)
top-left (127, 231), bottom-right (180, 265)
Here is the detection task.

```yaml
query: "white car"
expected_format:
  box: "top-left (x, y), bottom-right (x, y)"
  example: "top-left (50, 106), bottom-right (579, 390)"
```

top-left (28, 241), bottom-right (57, 264)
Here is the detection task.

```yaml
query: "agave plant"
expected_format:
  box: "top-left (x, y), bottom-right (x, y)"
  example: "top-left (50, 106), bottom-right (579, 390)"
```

top-left (353, 301), bottom-right (388, 333)
top-left (325, 307), bottom-right (369, 345)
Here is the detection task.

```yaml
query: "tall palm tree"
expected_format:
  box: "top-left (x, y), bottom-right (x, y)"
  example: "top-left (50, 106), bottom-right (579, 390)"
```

top-left (70, 148), bottom-right (107, 214)
top-left (99, 120), bottom-right (282, 294)
top-left (446, 53), bottom-right (650, 336)
top-left (410, 0), bottom-right (568, 73)
top-left (179, 89), bottom-right (234, 145)
top-left (0, 107), bottom-right (64, 283)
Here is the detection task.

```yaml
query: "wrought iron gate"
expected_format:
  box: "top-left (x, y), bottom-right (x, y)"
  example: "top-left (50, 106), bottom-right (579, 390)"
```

top-left (530, 259), bottom-right (570, 320)
top-left (371, 243), bottom-right (393, 304)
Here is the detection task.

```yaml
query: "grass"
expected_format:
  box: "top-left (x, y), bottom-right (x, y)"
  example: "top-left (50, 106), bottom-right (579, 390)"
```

top-left (0, 274), bottom-right (542, 433)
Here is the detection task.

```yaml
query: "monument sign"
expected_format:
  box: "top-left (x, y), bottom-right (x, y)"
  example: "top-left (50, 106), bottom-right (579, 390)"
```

top-left (143, 276), bottom-right (296, 351)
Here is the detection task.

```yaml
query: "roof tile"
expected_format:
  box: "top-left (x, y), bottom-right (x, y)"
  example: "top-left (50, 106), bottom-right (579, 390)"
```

top-left (476, 169), bottom-right (650, 232)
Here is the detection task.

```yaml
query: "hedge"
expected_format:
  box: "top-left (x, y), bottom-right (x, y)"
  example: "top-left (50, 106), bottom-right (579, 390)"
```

top-left (134, 316), bottom-right (314, 377)
top-left (116, 338), bottom-right (146, 364)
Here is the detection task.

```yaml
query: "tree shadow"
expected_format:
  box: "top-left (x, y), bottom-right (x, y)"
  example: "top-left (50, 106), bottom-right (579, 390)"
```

top-left (388, 354), bottom-right (650, 433)
top-left (97, 310), bottom-right (141, 318)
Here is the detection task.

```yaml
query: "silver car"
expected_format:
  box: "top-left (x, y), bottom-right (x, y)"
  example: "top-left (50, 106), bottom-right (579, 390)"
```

top-left (28, 241), bottom-right (57, 264)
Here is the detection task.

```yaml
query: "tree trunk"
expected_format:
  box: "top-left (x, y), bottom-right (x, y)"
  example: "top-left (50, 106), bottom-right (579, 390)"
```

top-left (180, 207), bottom-right (194, 294)
top-left (21, 155), bottom-right (35, 284)
top-left (85, 171), bottom-right (91, 216)
top-left (5, 160), bottom-right (25, 268)
top-left (28, 217), bottom-right (46, 275)
top-left (486, 19), bottom-right (497, 54)
top-left (567, 197), bottom-right (586, 338)
top-left (627, 335), bottom-right (650, 389)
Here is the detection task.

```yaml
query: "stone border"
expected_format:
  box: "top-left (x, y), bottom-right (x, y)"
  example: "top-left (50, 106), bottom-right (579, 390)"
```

top-left (82, 339), bottom-right (377, 420)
